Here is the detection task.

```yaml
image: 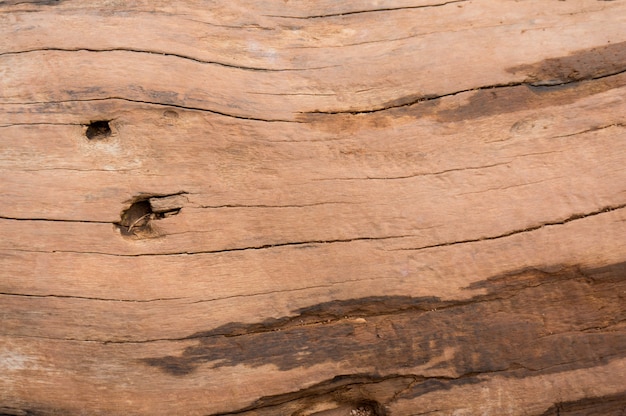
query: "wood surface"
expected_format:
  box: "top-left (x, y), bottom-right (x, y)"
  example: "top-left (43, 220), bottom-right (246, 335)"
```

top-left (1, 1), bottom-right (626, 415)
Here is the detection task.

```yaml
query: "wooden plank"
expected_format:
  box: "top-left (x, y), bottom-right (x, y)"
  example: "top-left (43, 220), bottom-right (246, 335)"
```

top-left (1, 1), bottom-right (625, 415)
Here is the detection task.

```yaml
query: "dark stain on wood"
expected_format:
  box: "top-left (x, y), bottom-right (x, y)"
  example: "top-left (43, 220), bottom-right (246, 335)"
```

top-left (0, 0), bottom-right (64, 5)
top-left (0, 405), bottom-right (61, 416)
top-left (299, 43), bottom-right (626, 128)
top-left (297, 112), bottom-right (394, 134)
top-left (539, 392), bottom-right (626, 416)
top-left (142, 263), bottom-right (626, 387)
top-left (434, 73), bottom-right (626, 123)
top-left (433, 42), bottom-right (626, 122)
top-left (507, 41), bottom-right (626, 86)
top-left (299, 71), bottom-right (625, 130)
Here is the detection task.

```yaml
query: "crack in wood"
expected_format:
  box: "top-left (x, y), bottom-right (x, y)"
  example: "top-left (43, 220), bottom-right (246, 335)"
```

top-left (0, 48), bottom-right (334, 72)
top-left (264, 0), bottom-right (468, 19)
top-left (0, 122), bottom-right (84, 128)
top-left (546, 122), bottom-right (626, 140)
top-left (0, 215), bottom-right (112, 224)
top-left (1, 234), bottom-right (416, 257)
top-left (0, 97), bottom-right (302, 123)
top-left (12, 167), bottom-right (141, 173)
top-left (0, 292), bottom-right (182, 303)
top-left (312, 162), bottom-right (511, 181)
top-left (293, 42), bottom-right (626, 118)
top-left (2, 201), bottom-right (624, 258)
top-left (2, 72), bottom-right (624, 124)
top-left (393, 202), bottom-right (626, 252)
top-left (302, 68), bottom-right (626, 116)
top-left (196, 201), bottom-right (358, 209)
top-left (3, 46), bottom-right (625, 122)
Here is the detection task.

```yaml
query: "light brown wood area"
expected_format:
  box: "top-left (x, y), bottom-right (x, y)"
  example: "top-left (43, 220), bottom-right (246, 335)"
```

top-left (1, 1), bottom-right (626, 415)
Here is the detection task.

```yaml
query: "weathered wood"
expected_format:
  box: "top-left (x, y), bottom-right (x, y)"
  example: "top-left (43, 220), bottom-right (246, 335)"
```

top-left (1, 1), bottom-right (625, 415)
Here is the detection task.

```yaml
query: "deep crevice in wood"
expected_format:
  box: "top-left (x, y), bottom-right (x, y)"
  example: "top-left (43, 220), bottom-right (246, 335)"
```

top-left (115, 192), bottom-right (187, 238)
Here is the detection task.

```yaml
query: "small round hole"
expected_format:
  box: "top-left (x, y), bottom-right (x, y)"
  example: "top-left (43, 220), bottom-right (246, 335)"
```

top-left (85, 120), bottom-right (112, 140)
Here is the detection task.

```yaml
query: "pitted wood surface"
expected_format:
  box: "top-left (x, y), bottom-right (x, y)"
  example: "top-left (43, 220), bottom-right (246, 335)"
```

top-left (1, 1), bottom-right (625, 415)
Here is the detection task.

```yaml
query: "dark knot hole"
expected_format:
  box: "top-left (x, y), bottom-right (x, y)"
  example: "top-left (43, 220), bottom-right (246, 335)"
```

top-left (85, 120), bottom-right (112, 140)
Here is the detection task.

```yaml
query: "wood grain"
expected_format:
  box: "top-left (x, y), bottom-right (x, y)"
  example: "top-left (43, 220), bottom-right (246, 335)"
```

top-left (1, 1), bottom-right (625, 415)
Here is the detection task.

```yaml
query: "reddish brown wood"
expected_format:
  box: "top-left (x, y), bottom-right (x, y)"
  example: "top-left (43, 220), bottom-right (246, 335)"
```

top-left (1, 1), bottom-right (625, 415)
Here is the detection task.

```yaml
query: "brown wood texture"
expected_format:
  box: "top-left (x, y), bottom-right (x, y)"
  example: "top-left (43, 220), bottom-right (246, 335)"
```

top-left (1, 1), bottom-right (626, 415)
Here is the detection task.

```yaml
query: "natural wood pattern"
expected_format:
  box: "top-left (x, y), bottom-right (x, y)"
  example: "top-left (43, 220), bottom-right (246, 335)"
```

top-left (1, 1), bottom-right (625, 415)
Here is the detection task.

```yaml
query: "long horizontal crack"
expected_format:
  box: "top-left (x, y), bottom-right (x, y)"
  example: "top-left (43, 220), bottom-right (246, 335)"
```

top-left (0, 334), bottom-right (104, 344)
top-left (1, 277), bottom-right (382, 311)
top-left (0, 202), bottom-right (355, 224)
top-left (486, 123), bottom-right (625, 144)
top-left (264, 0), bottom-right (467, 19)
top-left (393, 202), bottom-right (626, 252)
top-left (283, 20), bottom-right (533, 50)
top-left (4, 234), bottom-right (416, 258)
top-left (3, 203), bottom-right (625, 258)
top-left (189, 282), bottom-right (341, 305)
top-left (248, 91), bottom-right (337, 96)
top-left (0, 122), bottom-right (84, 128)
top-left (189, 275), bottom-right (400, 305)
top-left (456, 176), bottom-right (562, 196)
top-left (4, 70), bottom-right (624, 123)
top-left (195, 201), bottom-right (357, 209)
top-left (313, 162), bottom-right (510, 181)
top-left (10, 167), bottom-right (142, 173)
top-left (179, 17), bottom-right (274, 31)
top-left (0, 292), bottom-right (182, 303)
top-left (303, 68), bottom-right (626, 115)
top-left (1, 96), bottom-right (300, 123)
top-left (0, 215), bottom-right (112, 224)
top-left (0, 47), bottom-right (333, 72)
top-left (548, 122), bottom-right (626, 139)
